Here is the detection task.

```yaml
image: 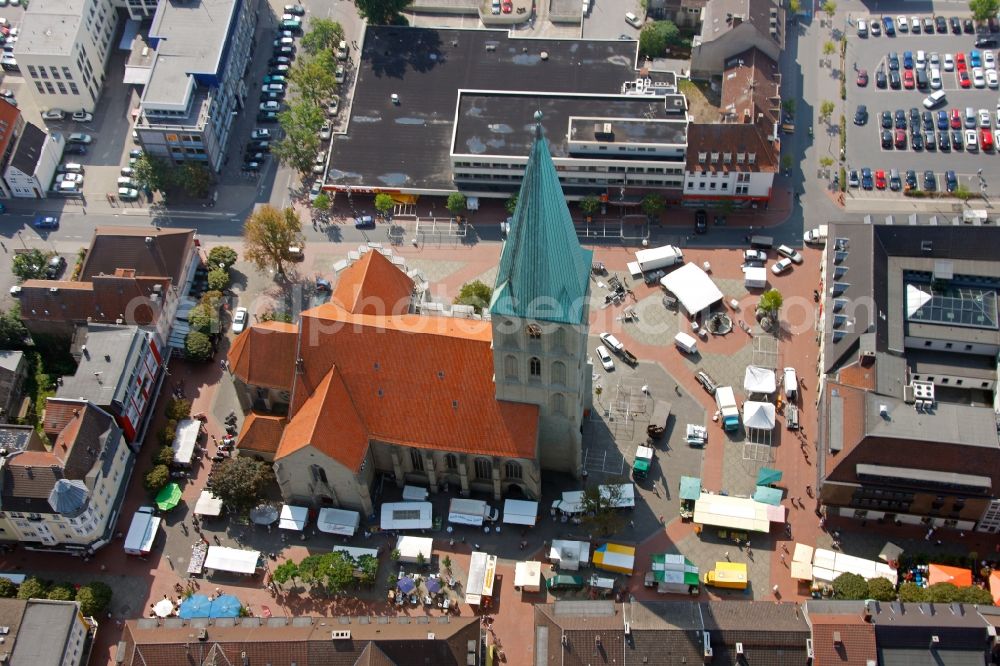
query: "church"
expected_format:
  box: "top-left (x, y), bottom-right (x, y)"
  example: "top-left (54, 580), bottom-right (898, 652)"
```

top-left (228, 116), bottom-right (594, 516)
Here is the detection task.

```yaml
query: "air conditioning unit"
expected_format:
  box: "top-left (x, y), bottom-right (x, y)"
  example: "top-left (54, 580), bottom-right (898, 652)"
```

top-left (736, 642), bottom-right (744, 655)
top-left (331, 630), bottom-right (351, 640)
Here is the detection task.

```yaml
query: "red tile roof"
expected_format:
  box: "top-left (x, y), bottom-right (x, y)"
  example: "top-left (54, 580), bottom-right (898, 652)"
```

top-left (0, 99), bottom-right (21, 164)
top-left (227, 321), bottom-right (298, 390)
top-left (19, 275), bottom-right (167, 328)
top-left (279, 367), bottom-right (369, 467)
top-left (721, 48), bottom-right (781, 126)
top-left (685, 123), bottom-right (778, 173)
top-left (332, 250), bottom-right (414, 316)
top-left (809, 614), bottom-right (876, 666)
top-left (42, 398), bottom-right (87, 439)
top-left (236, 412), bottom-right (287, 456)
top-left (80, 227), bottom-right (195, 285)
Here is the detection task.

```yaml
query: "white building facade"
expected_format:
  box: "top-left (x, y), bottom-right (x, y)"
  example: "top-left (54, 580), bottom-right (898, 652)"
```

top-left (3, 125), bottom-right (65, 199)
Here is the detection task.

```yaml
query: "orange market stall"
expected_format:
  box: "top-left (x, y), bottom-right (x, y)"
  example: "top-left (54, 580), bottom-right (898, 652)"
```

top-left (927, 563), bottom-right (973, 587)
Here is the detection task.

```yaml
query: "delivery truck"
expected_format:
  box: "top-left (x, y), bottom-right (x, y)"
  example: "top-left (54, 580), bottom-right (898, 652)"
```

top-left (448, 498), bottom-right (499, 527)
top-left (715, 386), bottom-right (740, 431)
top-left (804, 224), bottom-right (828, 244)
top-left (124, 506), bottom-right (160, 556)
top-left (634, 245), bottom-right (683, 273)
top-left (703, 561), bottom-right (748, 589)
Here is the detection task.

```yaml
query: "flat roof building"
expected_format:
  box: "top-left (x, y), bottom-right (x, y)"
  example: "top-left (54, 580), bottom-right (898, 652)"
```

top-left (0, 598), bottom-right (95, 666)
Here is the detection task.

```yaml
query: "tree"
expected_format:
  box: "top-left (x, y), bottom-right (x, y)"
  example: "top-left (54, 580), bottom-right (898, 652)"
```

top-left (289, 51), bottom-right (339, 105)
top-left (832, 572), bottom-right (869, 600)
top-left (158, 422), bottom-right (177, 448)
top-left (821, 0), bottom-right (836, 17)
top-left (819, 156), bottom-right (835, 168)
top-left (144, 464), bottom-right (170, 492)
top-left (823, 40), bottom-right (836, 56)
top-left (442, 555), bottom-right (452, 573)
top-left (185, 331), bottom-right (214, 362)
top-left (323, 551), bottom-right (357, 595)
top-left (133, 154), bottom-right (174, 194)
top-left (579, 194), bottom-right (600, 218)
top-left (301, 18), bottom-right (344, 55)
top-left (353, 0), bottom-right (412, 25)
top-left (820, 100), bottom-right (835, 123)
top-left (297, 554), bottom-right (326, 586)
top-left (155, 445), bottom-right (176, 466)
top-left (207, 268), bottom-right (230, 291)
top-left (640, 193), bottom-right (666, 219)
top-left (313, 192), bottom-right (331, 213)
top-left (638, 20), bottom-right (680, 59)
top-left (12, 249), bottom-right (52, 282)
top-left (956, 585), bottom-right (994, 604)
top-left (781, 155), bottom-right (793, 172)
top-left (374, 193), bottom-right (395, 216)
top-left (866, 577), bottom-right (896, 601)
top-left (0, 578), bottom-right (16, 598)
top-left (789, 0), bottom-right (801, 13)
top-left (47, 583), bottom-right (76, 601)
top-left (898, 581), bottom-right (927, 602)
top-left (178, 162), bottom-right (213, 199)
top-left (272, 560), bottom-right (300, 586)
top-left (209, 456), bottom-right (275, 516)
top-left (358, 554), bottom-right (378, 584)
top-left (504, 194), bottom-right (518, 214)
top-left (759, 289), bottom-right (783, 315)
top-left (208, 246), bottom-right (238, 271)
top-left (261, 309), bottom-right (293, 323)
top-left (75, 582), bottom-right (112, 616)
top-left (782, 99), bottom-right (796, 117)
top-left (275, 103), bottom-right (324, 176)
top-left (446, 192), bottom-right (467, 218)
top-left (17, 576), bottom-right (48, 600)
top-left (453, 280), bottom-right (493, 314)
top-left (188, 303), bottom-right (220, 335)
top-left (581, 483), bottom-right (626, 536)
top-left (243, 205), bottom-right (305, 277)
top-left (970, 0), bottom-right (999, 23)
top-left (0, 306), bottom-right (28, 349)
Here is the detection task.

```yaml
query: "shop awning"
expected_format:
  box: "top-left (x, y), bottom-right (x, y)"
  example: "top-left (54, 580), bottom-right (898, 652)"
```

top-left (279, 505), bottom-right (308, 531)
top-left (679, 476), bottom-right (702, 501)
top-left (193, 491), bottom-right (223, 517)
top-left (928, 563), bottom-right (973, 587)
top-left (502, 499), bottom-right (538, 526)
top-left (756, 467), bottom-right (783, 486)
top-left (792, 543), bottom-right (814, 564)
top-left (549, 540), bottom-right (590, 571)
top-left (204, 547), bottom-right (260, 574)
top-left (317, 508), bottom-right (360, 536)
top-left (790, 561), bottom-right (813, 581)
top-left (743, 401), bottom-right (776, 430)
top-left (744, 366), bottom-right (777, 394)
top-left (593, 543), bottom-right (635, 575)
top-left (753, 485), bottom-right (783, 506)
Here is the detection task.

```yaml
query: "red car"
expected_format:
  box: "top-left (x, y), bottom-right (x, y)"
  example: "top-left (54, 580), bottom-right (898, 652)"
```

top-left (982, 127), bottom-right (994, 150)
top-left (875, 170), bottom-right (887, 189)
top-left (957, 52), bottom-right (968, 71)
top-left (895, 129), bottom-right (907, 148)
top-left (501, 0), bottom-right (512, 11)
top-left (903, 70), bottom-right (915, 88)
top-left (959, 70), bottom-right (971, 87)
top-left (951, 108), bottom-right (962, 128)
top-left (857, 69), bottom-right (869, 86)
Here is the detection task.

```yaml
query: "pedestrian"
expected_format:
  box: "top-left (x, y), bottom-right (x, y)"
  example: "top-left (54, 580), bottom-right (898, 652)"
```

top-left (805, 485), bottom-right (813, 497)
top-left (724, 551), bottom-right (730, 562)
top-left (781, 544), bottom-right (789, 554)
top-left (772, 584), bottom-right (780, 596)
top-left (780, 553), bottom-right (786, 566)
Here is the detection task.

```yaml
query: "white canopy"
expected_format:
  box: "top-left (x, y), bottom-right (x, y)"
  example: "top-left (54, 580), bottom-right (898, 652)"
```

top-left (317, 508), bottom-right (360, 536)
top-left (693, 493), bottom-right (772, 533)
top-left (659, 262), bottom-right (724, 314)
top-left (465, 551), bottom-right (498, 605)
top-left (602, 483), bottom-right (635, 508)
top-left (171, 419), bottom-right (200, 465)
top-left (204, 546), bottom-right (260, 574)
top-left (381, 502), bottom-right (433, 530)
top-left (514, 561), bottom-right (542, 592)
top-left (743, 265), bottom-right (767, 287)
top-left (502, 499), bottom-right (538, 526)
top-left (279, 505), bottom-right (308, 531)
top-left (549, 539), bottom-right (590, 571)
top-left (396, 535), bottom-right (433, 564)
top-left (402, 485), bottom-right (428, 502)
top-left (193, 491), bottom-right (223, 517)
top-left (812, 548), bottom-right (898, 585)
top-left (553, 491), bottom-right (585, 514)
top-left (744, 366), bottom-right (777, 394)
top-left (743, 401), bottom-right (776, 430)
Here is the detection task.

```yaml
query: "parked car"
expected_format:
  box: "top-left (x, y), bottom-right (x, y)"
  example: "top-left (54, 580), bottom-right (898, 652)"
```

top-left (624, 11), bottom-right (643, 28)
top-left (596, 345), bottom-right (615, 371)
top-left (547, 575), bottom-right (586, 591)
top-left (232, 307), bottom-right (249, 334)
top-left (41, 109), bottom-right (65, 120)
top-left (854, 104), bottom-right (868, 125)
top-left (354, 214), bottom-right (375, 229)
top-left (118, 187), bottom-right (140, 201)
top-left (71, 110), bottom-right (92, 122)
top-left (67, 132), bottom-right (91, 144)
top-left (695, 369), bottom-right (719, 395)
top-left (320, 121), bottom-right (332, 140)
top-left (335, 65), bottom-right (346, 83)
top-left (309, 179), bottom-right (323, 202)
top-left (33, 214), bottom-right (59, 229)
top-left (327, 96), bottom-right (340, 116)
top-left (771, 258), bottom-right (793, 275)
top-left (284, 4), bottom-right (305, 15)
top-left (694, 209), bottom-right (707, 234)
top-left (63, 144), bottom-right (87, 155)
top-left (744, 249), bottom-right (767, 264)
top-left (45, 255), bottom-right (66, 279)
top-left (905, 170), bottom-right (918, 190)
top-left (923, 170), bottom-right (937, 190)
top-left (945, 170), bottom-right (958, 192)
top-left (251, 128), bottom-right (271, 140)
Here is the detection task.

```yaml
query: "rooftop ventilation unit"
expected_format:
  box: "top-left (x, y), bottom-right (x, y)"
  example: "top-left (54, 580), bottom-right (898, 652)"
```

top-left (331, 630), bottom-right (351, 640)
top-left (736, 643), bottom-right (744, 654)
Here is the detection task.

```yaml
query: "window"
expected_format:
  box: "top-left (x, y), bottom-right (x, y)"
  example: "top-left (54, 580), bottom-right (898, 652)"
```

top-left (550, 393), bottom-right (566, 415)
top-left (504, 461), bottom-right (523, 480)
top-left (56, 82), bottom-right (67, 95)
top-left (551, 361), bottom-right (566, 385)
top-left (50, 67), bottom-right (60, 80)
top-left (445, 453), bottom-right (459, 471)
top-left (38, 67), bottom-right (48, 79)
top-left (410, 449), bottom-right (424, 472)
top-left (529, 357), bottom-right (541, 377)
top-left (504, 355), bottom-right (518, 381)
top-left (310, 465), bottom-right (328, 485)
top-left (45, 82), bottom-right (55, 95)
top-left (27, 65), bottom-right (37, 78)
top-left (62, 67), bottom-right (72, 79)
top-left (552, 327), bottom-right (566, 352)
top-left (474, 457), bottom-right (492, 480)
top-left (35, 82), bottom-right (45, 94)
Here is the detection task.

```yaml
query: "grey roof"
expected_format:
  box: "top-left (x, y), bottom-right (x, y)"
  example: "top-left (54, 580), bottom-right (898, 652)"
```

top-left (863, 391), bottom-right (1000, 449)
top-left (804, 599), bottom-right (868, 617)
top-left (0, 350), bottom-right (24, 375)
top-left (9, 124), bottom-right (47, 176)
top-left (13, 0), bottom-right (84, 57)
top-left (56, 325), bottom-right (144, 409)
top-left (0, 425), bottom-right (36, 454)
top-left (873, 352), bottom-right (906, 399)
top-left (328, 26), bottom-right (653, 192)
top-left (143, 0), bottom-right (240, 108)
top-left (878, 647), bottom-right (987, 666)
top-left (906, 350), bottom-right (998, 381)
top-left (10, 599), bottom-right (81, 666)
top-left (47, 478), bottom-right (89, 515)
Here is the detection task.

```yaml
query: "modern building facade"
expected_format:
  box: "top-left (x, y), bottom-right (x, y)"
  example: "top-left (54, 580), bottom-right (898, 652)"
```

top-left (134, 0), bottom-right (257, 172)
top-left (0, 597), bottom-right (96, 666)
top-left (3, 123), bottom-right (65, 199)
top-left (14, 0), bottom-right (117, 115)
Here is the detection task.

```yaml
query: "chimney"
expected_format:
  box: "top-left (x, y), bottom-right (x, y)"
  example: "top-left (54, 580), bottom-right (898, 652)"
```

top-left (833, 631), bottom-right (842, 645)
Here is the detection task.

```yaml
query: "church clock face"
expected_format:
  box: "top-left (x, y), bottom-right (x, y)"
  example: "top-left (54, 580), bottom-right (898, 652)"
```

top-left (526, 323), bottom-right (542, 339)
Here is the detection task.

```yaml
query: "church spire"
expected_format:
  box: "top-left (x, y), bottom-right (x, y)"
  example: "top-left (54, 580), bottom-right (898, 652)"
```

top-left (491, 112), bottom-right (593, 325)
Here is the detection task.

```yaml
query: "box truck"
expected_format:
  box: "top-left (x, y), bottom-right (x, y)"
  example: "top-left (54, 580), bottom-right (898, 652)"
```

top-left (703, 562), bottom-right (748, 589)
top-left (634, 245), bottom-right (683, 272)
top-left (124, 506), bottom-right (160, 556)
top-left (715, 386), bottom-right (740, 431)
top-left (804, 224), bottom-right (828, 244)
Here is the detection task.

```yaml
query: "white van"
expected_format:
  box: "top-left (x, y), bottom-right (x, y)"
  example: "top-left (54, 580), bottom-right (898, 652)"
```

top-left (922, 90), bottom-right (947, 109)
top-left (673, 332), bottom-right (698, 354)
top-left (61, 162), bottom-right (84, 173)
top-left (117, 176), bottom-right (135, 187)
top-left (857, 18), bottom-right (868, 37)
top-left (783, 367), bottom-right (798, 400)
top-left (599, 332), bottom-right (624, 353)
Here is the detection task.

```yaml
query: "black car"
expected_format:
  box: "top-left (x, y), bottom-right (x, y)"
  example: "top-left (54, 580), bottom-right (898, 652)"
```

top-left (881, 129), bottom-right (893, 148)
top-left (935, 110), bottom-right (948, 130)
top-left (249, 140), bottom-right (271, 152)
top-left (861, 168), bottom-right (874, 190)
top-left (951, 16), bottom-right (962, 33)
top-left (268, 56), bottom-right (292, 67)
top-left (936, 16), bottom-right (947, 33)
top-left (881, 110), bottom-right (892, 128)
top-left (64, 144), bottom-right (87, 155)
top-left (889, 169), bottom-right (902, 191)
top-left (905, 169), bottom-right (918, 190)
top-left (894, 109), bottom-right (906, 129)
top-left (976, 35), bottom-right (999, 48)
top-left (952, 129), bottom-right (963, 149)
top-left (243, 161), bottom-right (261, 172)
top-left (911, 107), bottom-right (922, 127)
top-left (925, 131), bottom-right (936, 151)
top-left (965, 18), bottom-right (975, 33)
top-left (694, 209), bottom-right (707, 234)
top-left (938, 132), bottom-right (951, 151)
top-left (854, 104), bottom-right (869, 125)
top-left (889, 70), bottom-right (901, 88)
top-left (912, 131), bottom-right (924, 150)
top-left (256, 111), bottom-right (279, 122)
top-left (946, 170), bottom-right (958, 191)
top-left (45, 255), bottom-right (66, 279)
top-left (244, 151), bottom-right (268, 162)
top-left (888, 52), bottom-right (900, 70)
top-left (924, 170), bottom-right (937, 190)
top-left (875, 69), bottom-right (887, 88)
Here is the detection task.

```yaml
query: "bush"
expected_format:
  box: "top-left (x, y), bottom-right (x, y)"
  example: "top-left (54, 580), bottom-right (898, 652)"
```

top-left (17, 576), bottom-right (49, 600)
top-left (898, 581), bottom-right (927, 602)
top-left (165, 398), bottom-right (192, 422)
top-left (158, 420), bottom-right (177, 448)
top-left (832, 572), bottom-right (869, 600)
top-left (156, 445), bottom-right (176, 466)
top-left (76, 582), bottom-right (112, 616)
top-left (188, 304), bottom-right (219, 335)
top-left (956, 585), bottom-right (994, 604)
top-left (143, 464), bottom-right (170, 492)
top-left (185, 331), bottom-right (213, 362)
top-left (866, 577), bottom-right (896, 601)
top-left (47, 583), bottom-right (76, 601)
top-left (207, 246), bottom-right (238, 271)
top-left (207, 268), bottom-right (230, 291)
top-left (926, 582), bottom-right (962, 603)
top-left (0, 578), bottom-right (16, 598)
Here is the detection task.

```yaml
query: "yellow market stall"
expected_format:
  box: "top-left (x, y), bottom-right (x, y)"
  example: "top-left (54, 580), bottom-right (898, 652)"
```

top-left (593, 543), bottom-right (635, 575)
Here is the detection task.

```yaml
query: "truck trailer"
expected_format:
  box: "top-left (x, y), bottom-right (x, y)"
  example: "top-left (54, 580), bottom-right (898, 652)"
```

top-left (634, 245), bottom-right (683, 273)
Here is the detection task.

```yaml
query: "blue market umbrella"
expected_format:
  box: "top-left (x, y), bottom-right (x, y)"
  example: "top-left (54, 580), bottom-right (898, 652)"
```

top-left (397, 576), bottom-right (416, 594)
top-left (210, 594), bottom-right (242, 618)
top-left (425, 577), bottom-right (441, 594)
top-left (178, 594), bottom-right (212, 619)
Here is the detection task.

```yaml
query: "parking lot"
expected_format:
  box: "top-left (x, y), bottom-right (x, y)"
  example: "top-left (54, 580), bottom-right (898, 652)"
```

top-left (846, 12), bottom-right (1000, 195)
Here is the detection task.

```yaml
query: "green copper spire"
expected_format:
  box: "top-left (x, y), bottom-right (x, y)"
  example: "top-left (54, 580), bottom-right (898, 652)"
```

top-left (491, 112), bottom-right (593, 325)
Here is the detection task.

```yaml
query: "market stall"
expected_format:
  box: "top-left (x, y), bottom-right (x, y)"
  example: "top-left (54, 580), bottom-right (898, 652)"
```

top-left (171, 419), bottom-right (201, 466)
top-left (659, 262), bottom-right (724, 316)
top-left (155, 483), bottom-right (182, 511)
top-left (990, 571), bottom-right (1000, 605)
top-left (693, 493), bottom-right (774, 533)
top-left (743, 402), bottom-right (776, 431)
top-left (465, 551), bottom-right (498, 606)
top-left (752, 485), bottom-right (783, 506)
top-left (396, 535), bottom-right (433, 564)
top-left (679, 476), bottom-right (701, 519)
top-left (317, 508), bottom-right (360, 536)
top-left (928, 563), bottom-right (973, 587)
top-left (593, 543), bottom-right (635, 575)
top-left (645, 553), bottom-right (699, 594)
top-left (549, 539), bottom-right (590, 571)
top-left (193, 491), bottom-right (223, 518)
top-left (810, 548), bottom-right (897, 585)
top-left (514, 561), bottom-right (541, 593)
top-left (502, 499), bottom-right (538, 527)
top-left (402, 485), bottom-right (429, 502)
top-left (204, 546), bottom-right (261, 575)
top-left (756, 467), bottom-right (783, 487)
top-left (790, 543), bottom-right (814, 582)
top-left (744, 366), bottom-right (777, 395)
top-left (381, 501), bottom-right (433, 531)
top-left (279, 505), bottom-right (308, 531)
top-left (551, 491), bottom-right (585, 515)
top-left (187, 541), bottom-right (208, 576)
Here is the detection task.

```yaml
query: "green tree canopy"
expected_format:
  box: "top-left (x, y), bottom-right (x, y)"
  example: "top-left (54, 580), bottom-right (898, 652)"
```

top-left (640, 193), bottom-right (666, 218)
top-left (208, 246), bottom-right (238, 270)
top-left (188, 303), bottom-right (220, 335)
top-left (866, 576), bottom-right (896, 601)
top-left (759, 288), bottom-right (783, 314)
top-left (0, 306), bottom-right (28, 349)
top-left (832, 572), bottom-right (869, 600)
top-left (638, 20), bottom-right (680, 59)
top-left (272, 561), bottom-right (300, 585)
top-left (0, 578), bottom-right (16, 598)
top-left (208, 456), bottom-right (275, 516)
top-left (275, 103), bottom-right (324, 176)
top-left (446, 192), bottom-right (467, 216)
top-left (12, 249), bottom-right (52, 282)
top-left (374, 193), bottom-right (395, 215)
top-left (301, 18), bottom-right (345, 55)
top-left (207, 268), bottom-right (230, 292)
top-left (579, 194), bottom-right (601, 217)
top-left (155, 445), bottom-right (176, 466)
top-left (956, 585), bottom-right (994, 604)
top-left (17, 576), bottom-right (49, 600)
top-left (821, 0), bottom-right (836, 16)
top-left (243, 205), bottom-right (305, 276)
top-left (75, 582), bottom-right (112, 616)
top-left (789, 0), bottom-right (801, 13)
top-left (581, 482), bottom-right (626, 536)
top-left (504, 194), bottom-right (518, 214)
top-left (970, 0), bottom-right (1000, 22)
top-left (354, 0), bottom-right (411, 25)
top-left (358, 554), bottom-right (379, 584)
top-left (185, 331), bottom-right (214, 362)
top-left (290, 51), bottom-right (339, 105)
top-left (898, 581), bottom-right (927, 602)
top-left (143, 464), bottom-right (170, 492)
top-left (133, 154), bottom-right (174, 194)
top-left (820, 100), bottom-right (836, 122)
top-left (179, 162), bottom-right (213, 198)
top-left (47, 583), bottom-right (76, 601)
top-left (453, 280), bottom-right (493, 314)
top-left (313, 192), bottom-right (331, 213)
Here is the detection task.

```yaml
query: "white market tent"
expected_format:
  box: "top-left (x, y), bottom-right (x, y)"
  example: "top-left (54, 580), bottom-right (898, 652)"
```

top-left (402, 485), bottom-right (428, 502)
top-left (317, 508), bottom-right (360, 536)
top-left (743, 401), bottom-right (777, 430)
top-left (660, 262), bottom-right (724, 315)
top-left (381, 502), bottom-right (433, 530)
top-left (465, 551), bottom-right (498, 605)
top-left (811, 548), bottom-right (898, 585)
top-left (693, 493), bottom-right (772, 533)
top-left (204, 546), bottom-right (260, 574)
top-left (514, 561), bottom-right (542, 592)
top-left (502, 499), bottom-right (538, 526)
top-left (279, 505), bottom-right (308, 531)
top-left (744, 366), bottom-right (777, 394)
top-left (549, 539), bottom-right (591, 571)
top-left (193, 491), bottom-right (223, 517)
top-left (552, 485), bottom-right (634, 514)
top-left (552, 491), bottom-right (585, 515)
top-left (171, 419), bottom-right (200, 465)
top-left (396, 535), bottom-right (433, 564)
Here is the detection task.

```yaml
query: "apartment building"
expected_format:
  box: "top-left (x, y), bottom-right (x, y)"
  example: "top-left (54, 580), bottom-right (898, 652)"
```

top-left (0, 99), bottom-right (24, 199)
top-left (0, 598), bottom-right (97, 666)
top-left (3, 123), bottom-right (65, 199)
top-left (134, 0), bottom-right (257, 172)
top-left (14, 0), bottom-right (117, 115)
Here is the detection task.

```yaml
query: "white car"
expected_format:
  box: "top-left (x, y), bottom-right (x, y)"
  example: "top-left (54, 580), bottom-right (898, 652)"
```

top-left (599, 332), bottom-right (625, 353)
top-left (973, 68), bottom-right (986, 88)
top-left (67, 132), bottom-right (92, 144)
top-left (929, 52), bottom-right (940, 68)
top-left (981, 109), bottom-right (993, 127)
top-left (60, 173), bottom-right (83, 184)
top-left (930, 68), bottom-right (942, 89)
top-left (320, 121), bottom-right (331, 140)
top-left (72, 110), bottom-right (92, 122)
top-left (309, 179), bottom-right (323, 202)
top-left (986, 50), bottom-right (996, 69)
top-left (250, 128), bottom-right (271, 140)
top-left (896, 15), bottom-right (908, 32)
top-left (776, 244), bottom-right (804, 264)
top-left (965, 128), bottom-right (979, 151)
top-left (771, 258), bottom-right (793, 275)
top-left (232, 307), bottom-right (249, 334)
top-left (988, 69), bottom-right (999, 88)
top-left (916, 50), bottom-right (926, 69)
top-left (624, 10), bottom-right (643, 28)
top-left (596, 345), bottom-right (615, 371)
top-left (259, 101), bottom-right (280, 111)
top-left (943, 53), bottom-right (954, 71)
top-left (41, 109), bottom-right (65, 120)
top-left (995, 103), bottom-right (1000, 126)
